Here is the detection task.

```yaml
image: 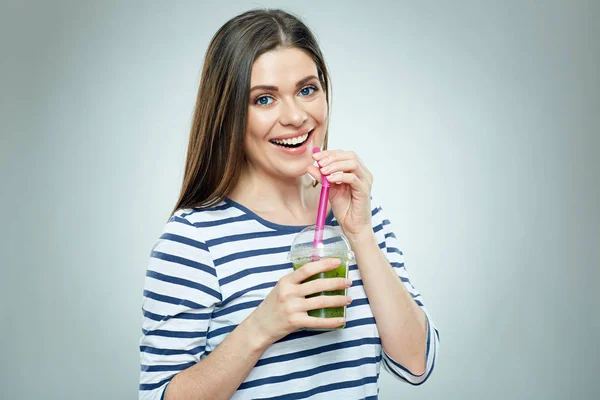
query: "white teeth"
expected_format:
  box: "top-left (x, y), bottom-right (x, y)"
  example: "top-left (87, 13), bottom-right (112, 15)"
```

top-left (272, 132), bottom-right (309, 146)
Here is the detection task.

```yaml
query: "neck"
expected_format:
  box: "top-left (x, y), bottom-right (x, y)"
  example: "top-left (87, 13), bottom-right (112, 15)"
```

top-left (229, 161), bottom-right (317, 221)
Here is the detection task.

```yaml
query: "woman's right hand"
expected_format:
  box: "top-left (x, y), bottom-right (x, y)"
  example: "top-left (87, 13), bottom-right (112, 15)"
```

top-left (248, 258), bottom-right (353, 345)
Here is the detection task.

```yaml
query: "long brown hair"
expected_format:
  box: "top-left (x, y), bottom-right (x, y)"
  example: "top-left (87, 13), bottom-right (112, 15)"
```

top-left (171, 9), bottom-right (331, 215)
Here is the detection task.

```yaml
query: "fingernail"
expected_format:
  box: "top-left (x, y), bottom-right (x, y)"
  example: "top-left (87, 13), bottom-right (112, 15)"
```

top-left (345, 279), bottom-right (353, 286)
top-left (320, 166), bottom-right (331, 173)
top-left (346, 297), bottom-right (353, 304)
top-left (327, 175), bottom-right (342, 184)
top-left (319, 157), bottom-right (329, 166)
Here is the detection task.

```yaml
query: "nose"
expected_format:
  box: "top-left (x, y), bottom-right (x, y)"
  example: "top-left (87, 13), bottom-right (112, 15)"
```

top-left (279, 98), bottom-right (307, 127)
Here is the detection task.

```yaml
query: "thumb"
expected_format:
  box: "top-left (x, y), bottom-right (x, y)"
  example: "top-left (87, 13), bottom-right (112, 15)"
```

top-left (306, 164), bottom-right (323, 183)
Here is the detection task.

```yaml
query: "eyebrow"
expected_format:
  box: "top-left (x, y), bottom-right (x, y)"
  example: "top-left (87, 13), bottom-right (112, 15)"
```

top-left (249, 75), bottom-right (319, 93)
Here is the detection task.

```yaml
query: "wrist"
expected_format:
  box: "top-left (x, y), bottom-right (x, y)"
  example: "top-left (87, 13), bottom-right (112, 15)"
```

top-left (346, 228), bottom-right (377, 248)
top-left (240, 313), bottom-right (273, 353)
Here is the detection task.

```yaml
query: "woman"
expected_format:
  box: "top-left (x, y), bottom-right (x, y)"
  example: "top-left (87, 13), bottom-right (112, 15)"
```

top-left (139, 9), bottom-right (439, 400)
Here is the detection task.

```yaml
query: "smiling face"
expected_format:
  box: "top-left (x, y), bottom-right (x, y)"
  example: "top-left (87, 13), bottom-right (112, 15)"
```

top-left (244, 47), bottom-right (328, 179)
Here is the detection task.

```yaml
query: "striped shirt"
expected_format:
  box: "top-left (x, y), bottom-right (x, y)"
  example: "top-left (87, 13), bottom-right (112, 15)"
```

top-left (139, 197), bottom-right (439, 399)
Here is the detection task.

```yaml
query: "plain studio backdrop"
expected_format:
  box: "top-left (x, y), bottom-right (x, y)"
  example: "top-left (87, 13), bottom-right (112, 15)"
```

top-left (1, 0), bottom-right (598, 399)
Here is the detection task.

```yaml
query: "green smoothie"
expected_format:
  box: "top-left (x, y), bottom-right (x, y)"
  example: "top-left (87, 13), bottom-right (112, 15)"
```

top-left (293, 257), bottom-right (350, 328)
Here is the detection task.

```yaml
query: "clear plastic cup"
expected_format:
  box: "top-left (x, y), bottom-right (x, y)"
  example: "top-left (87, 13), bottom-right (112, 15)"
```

top-left (288, 225), bottom-right (354, 331)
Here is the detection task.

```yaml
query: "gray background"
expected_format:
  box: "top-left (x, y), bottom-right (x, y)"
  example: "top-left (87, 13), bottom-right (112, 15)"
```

top-left (1, 0), bottom-right (598, 399)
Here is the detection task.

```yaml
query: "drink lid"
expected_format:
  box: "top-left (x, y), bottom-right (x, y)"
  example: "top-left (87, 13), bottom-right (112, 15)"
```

top-left (288, 224), bottom-right (354, 263)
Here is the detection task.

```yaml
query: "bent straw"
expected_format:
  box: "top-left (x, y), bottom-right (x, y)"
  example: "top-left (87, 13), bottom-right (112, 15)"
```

top-left (311, 147), bottom-right (330, 261)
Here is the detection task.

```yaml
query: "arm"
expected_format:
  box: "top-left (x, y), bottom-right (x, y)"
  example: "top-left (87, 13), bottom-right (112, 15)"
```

top-left (164, 317), bottom-right (270, 400)
top-left (139, 215), bottom-right (267, 400)
top-left (307, 149), bottom-right (439, 384)
top-left (347, 205), bottom-right (439, 385)
top-left (165, 261), bottom-right (350, 399)
top-left (140, 214), bottom-right (350, 399)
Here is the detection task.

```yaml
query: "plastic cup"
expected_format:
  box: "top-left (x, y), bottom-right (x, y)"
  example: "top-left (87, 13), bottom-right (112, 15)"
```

top-left (288, 225), bottom-right (354, 331)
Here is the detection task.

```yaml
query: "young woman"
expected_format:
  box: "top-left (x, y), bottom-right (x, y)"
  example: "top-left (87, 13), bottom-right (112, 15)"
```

top-left (139, 9), bottom-right (439, 400)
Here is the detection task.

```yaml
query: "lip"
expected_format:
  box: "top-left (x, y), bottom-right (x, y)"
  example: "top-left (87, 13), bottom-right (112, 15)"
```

top-left (270, 128), bottom-right (312, 141)
top-left (270, 129), bottom-right (314, 155)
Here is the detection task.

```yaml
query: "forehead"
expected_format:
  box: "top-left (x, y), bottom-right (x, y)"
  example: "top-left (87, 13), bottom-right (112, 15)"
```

top-left (250, 47), bottom-right (318, 85)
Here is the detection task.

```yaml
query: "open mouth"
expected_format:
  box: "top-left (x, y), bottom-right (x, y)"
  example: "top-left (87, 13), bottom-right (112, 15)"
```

top-left (269, 129), bottom-right (313, 149)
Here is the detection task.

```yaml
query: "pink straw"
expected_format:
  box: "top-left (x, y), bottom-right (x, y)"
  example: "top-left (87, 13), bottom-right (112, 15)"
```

top-left (312, 147), bottom-right (330, 260)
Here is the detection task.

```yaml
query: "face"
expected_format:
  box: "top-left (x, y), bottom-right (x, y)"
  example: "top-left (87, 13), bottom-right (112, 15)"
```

top-left (244, 47), bottom-right (328, 179)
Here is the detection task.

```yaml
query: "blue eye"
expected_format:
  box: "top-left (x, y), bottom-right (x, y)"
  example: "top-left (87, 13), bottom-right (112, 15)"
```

top-left (299, 86), bottom-right (317, 96)
top-left (255, 96), bottom-right (273, 106)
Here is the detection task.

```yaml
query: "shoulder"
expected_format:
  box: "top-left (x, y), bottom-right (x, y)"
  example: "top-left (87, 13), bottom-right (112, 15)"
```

top-left (162, 199), bottom-right (250, 244)
top-left (148, 202), bottom-right (243, 277)
top-left (170, 200), bottom-right (238, 226)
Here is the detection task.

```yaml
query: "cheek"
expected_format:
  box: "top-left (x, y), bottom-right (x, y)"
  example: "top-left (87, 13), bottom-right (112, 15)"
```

top-left (246, 109), bottom-right (278, 138)
top-left (309, 97), bottom-right (328, 123)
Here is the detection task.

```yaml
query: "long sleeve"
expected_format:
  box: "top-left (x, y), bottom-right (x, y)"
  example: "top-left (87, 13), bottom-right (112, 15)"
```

top-left (372, 203), bottom-right (440, 385)
top-left (139, 214), bottom-right (222, 400)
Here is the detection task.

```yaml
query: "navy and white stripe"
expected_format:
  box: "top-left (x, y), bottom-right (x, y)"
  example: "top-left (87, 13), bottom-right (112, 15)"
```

top-left (139, 197), bottom-right (439, 399)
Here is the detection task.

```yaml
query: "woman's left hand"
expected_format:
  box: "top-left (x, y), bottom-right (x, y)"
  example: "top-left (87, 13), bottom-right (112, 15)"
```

top-left (307, 149), bottom-right (374, 241)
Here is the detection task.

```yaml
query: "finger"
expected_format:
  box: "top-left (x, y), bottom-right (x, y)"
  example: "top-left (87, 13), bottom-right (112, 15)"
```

top-left (291, 258), bottom-right (341, 284)
top-left (312, 149), bottom-right (350, 162)
top-left (306, 164), bottom-right (323, 183)
top-left (319, 159), bottom-right (362, 178)
top-left (315, 150), bottom-right (373, 188)
top-left (302, 295), bottom-right (352, 311)
top-left (326, 172), bottom-right (368, 193)
top-left (301, 316), bottom-right (347, 330)
top-left (299, 276), bottom-right (351, 297)
top-left (313, 149), bottom-right (358, 166)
